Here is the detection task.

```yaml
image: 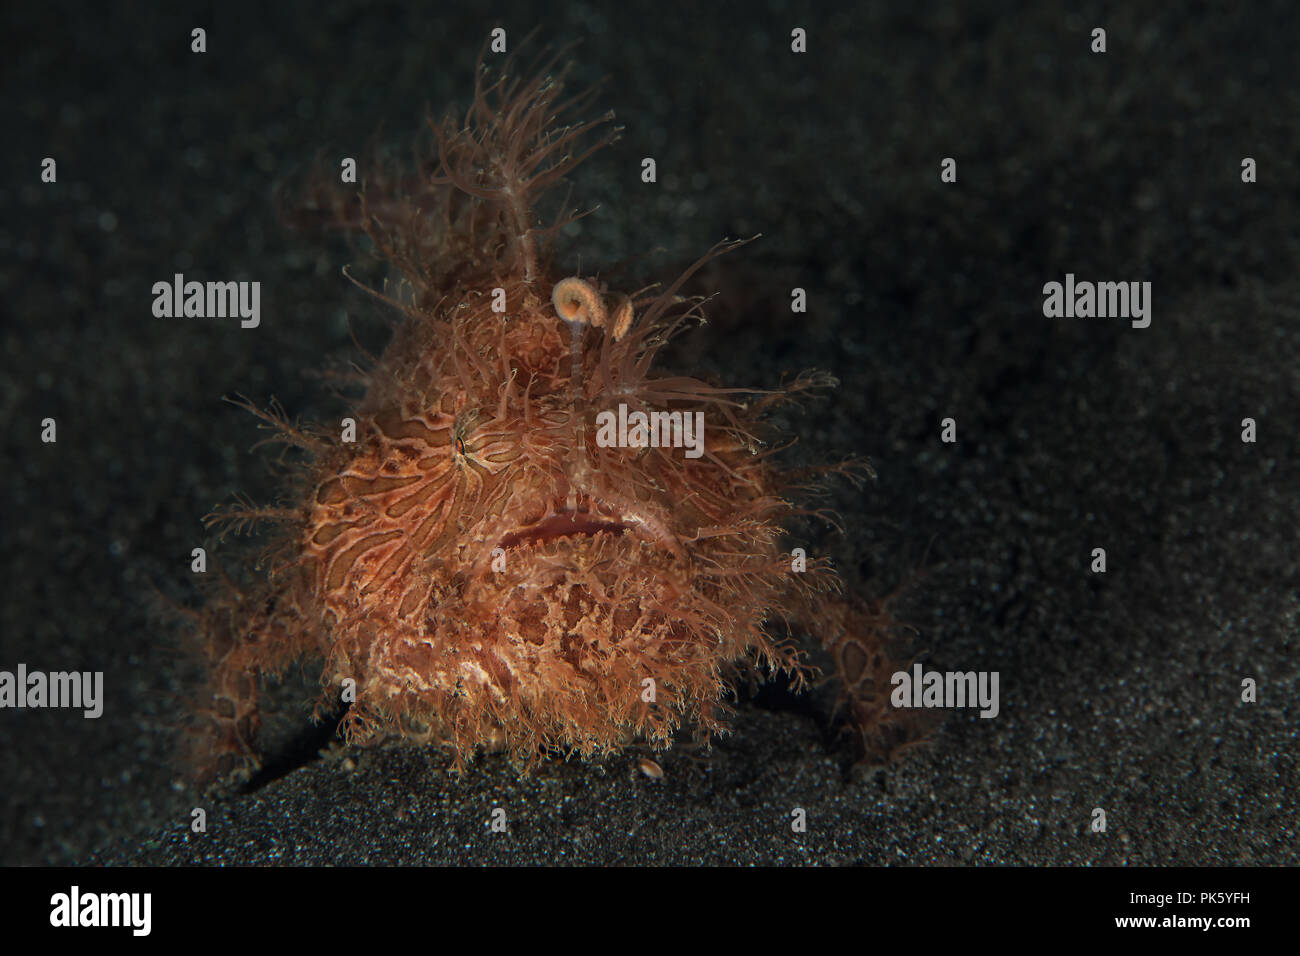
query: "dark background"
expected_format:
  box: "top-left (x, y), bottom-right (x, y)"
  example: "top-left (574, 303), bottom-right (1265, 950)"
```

top-left (1, 0), bottom-right (1296, 865)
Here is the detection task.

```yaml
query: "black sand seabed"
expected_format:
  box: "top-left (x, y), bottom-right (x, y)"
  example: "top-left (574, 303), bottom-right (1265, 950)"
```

top-left (1, 1), bottom-right (1296, 865)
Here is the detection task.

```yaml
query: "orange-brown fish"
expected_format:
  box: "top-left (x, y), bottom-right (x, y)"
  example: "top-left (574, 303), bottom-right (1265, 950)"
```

top-left (191, 47), bottom-right (914, 782)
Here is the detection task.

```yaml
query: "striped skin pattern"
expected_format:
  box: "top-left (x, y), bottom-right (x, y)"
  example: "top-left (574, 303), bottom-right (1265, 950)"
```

top-left (191, 50), bottom-right (911, 781)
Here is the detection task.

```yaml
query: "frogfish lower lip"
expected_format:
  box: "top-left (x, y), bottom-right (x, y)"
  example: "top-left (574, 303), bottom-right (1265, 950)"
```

top-left (496, 509), bottom-right (629, 550)
top-left (490, 493), bottom-right (688, 564)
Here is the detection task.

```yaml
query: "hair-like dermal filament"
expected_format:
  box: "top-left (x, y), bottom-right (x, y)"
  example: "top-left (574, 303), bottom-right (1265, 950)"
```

top-left (428, 49), bottom-right (620, 289)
